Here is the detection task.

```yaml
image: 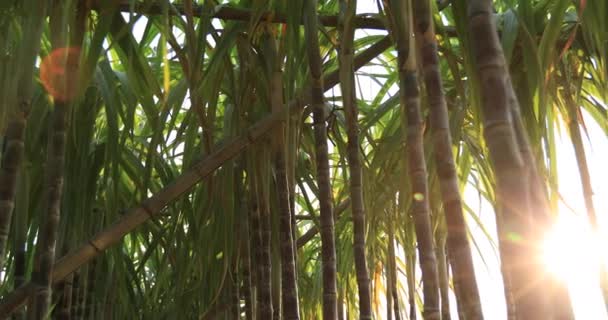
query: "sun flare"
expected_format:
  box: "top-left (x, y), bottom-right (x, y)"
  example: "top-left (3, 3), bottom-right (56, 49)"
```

top-left (542, 212), bottom-right (608, 319)
top-left (543, 214), bottom-right (596, 280)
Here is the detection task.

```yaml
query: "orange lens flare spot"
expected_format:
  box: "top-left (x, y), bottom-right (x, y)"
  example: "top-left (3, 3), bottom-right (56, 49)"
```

top-left (40, 47), bottom-right (81, 102)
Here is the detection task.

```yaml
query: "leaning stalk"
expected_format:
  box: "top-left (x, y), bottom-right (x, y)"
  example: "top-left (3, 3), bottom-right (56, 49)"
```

top-left (413, 0), bottom-right (483, 318)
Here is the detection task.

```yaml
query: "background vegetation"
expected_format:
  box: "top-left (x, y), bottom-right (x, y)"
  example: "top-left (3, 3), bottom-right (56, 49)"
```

top-left (0, 0), bottom-right (606, 319)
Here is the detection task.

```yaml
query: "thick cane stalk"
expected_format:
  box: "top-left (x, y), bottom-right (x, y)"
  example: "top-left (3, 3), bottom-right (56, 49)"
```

top-left (466, 0), bottom-right (552, 318)
top-left (0, 0), bottom-right (48, 272)
top-left (267, 34), bottom-right (300, 320)
top-left (338, 0), bottom-right (372, 318)
top-left (413, 0), bottom-right (483, 318)
top-left (390, 0), bottom-right (440, 318)
top-left (303, 1), bottom-right (338, 318)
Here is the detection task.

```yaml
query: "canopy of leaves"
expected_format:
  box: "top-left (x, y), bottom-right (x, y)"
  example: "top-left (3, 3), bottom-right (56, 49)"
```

top-left (0, 0), bottom-right (606, 319)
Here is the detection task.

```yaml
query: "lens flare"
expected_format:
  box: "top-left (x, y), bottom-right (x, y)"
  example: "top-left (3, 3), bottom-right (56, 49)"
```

top-left (543, 214), bottom-right (597, 279)
top-left (542, 212), bottom-right (608, 319)
top-left (40, 47), bottom-right (81, 102)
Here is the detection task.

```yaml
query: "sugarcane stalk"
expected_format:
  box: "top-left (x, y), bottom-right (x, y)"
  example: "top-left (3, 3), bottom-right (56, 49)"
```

top-left (338, 0), bottom-right (372, 318)
top-left (303, 1), bottom-right (338, 318)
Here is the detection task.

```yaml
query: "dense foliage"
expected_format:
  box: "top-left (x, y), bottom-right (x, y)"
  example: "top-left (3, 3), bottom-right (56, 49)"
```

top-left (0, 0), bottom-right (606, 319)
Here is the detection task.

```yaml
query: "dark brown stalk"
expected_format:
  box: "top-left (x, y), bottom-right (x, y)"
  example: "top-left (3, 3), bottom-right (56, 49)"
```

top-left (413, 0), bottom-right (483, 318)
top-left (304, 1), bottom-right (338, 318)
top-left (387, 215), bottom-right (401, 320)
top-left (232, 267), bottom-right (241, 320)
top-left (241, 193), bottom-right (254, 320)
top-left (30, 98), bottom-right (69, 318)
top-left (406, 252), bottom-right (417, 320)
top-left (248, 190), bottom-right (262, 320)
top-left (0, 36), bottom-right (391, 317)
top-left (392, 278), bottom-right (401, 320)
top-left (52, 245), bottom-right (74, 320)
top-left (268, 35), bottom-right (300, 320)
top-left (386, 260), bottom-right (394, 320)
top-left (401, 63), bottom-right (440, 319)
top-left (70, 272), bottom-right (81, 319)
top-left (249, 159), bottom-right (273, 320)
top-left (12, 166), bottom-right (28, 320)
top-left (466, 0), bottom-right (550, 318)
top-left (76, 270), bottom-right (86, 319)
top-left (272, 259), bottom-right (281, 320)
top-left (51, 280), bottom-right (64, 319)
top-left (436, 234), bottom-right (451, 320)
top-left (242, 237), bottom-right (254, 320)
top-left (261, 174), bottom-right (274, 320)
top-left (73, 270), bottom-right (86, 319)
top-left (0, 0), bottom-right (48, 272)
top-left (253, 197), bottom-right (272, 320)
top-left (338, 0), bottom-right (372, 318)
top-left (84, 261), bottom-right (97, 317)
top-left (57, 273), bottom-right (73, 320)
top-left (338, 292), bottom-right (345, 320)
top-left (390, 0), bottom-right (440, 318)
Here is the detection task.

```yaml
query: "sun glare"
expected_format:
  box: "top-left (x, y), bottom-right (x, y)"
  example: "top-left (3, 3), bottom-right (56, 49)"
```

top-left (542, 212), bottom-right (608, 319)
top-left (543, 214), bottom-right (594, 279)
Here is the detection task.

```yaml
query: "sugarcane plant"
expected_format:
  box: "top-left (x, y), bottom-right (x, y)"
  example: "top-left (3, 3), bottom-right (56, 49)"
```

top-left (412, 0), bottom-right (483, 318)
top-left (338, 0), bottom-right (373, 319)
top-left (0, 1), bottom-right (606, 319)
top-left (304, 0), bottom-right (338, 318)
top-left (388, 0), bottom-right (440, 318)
top-left (0, 0), bottom-right (48, 274)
